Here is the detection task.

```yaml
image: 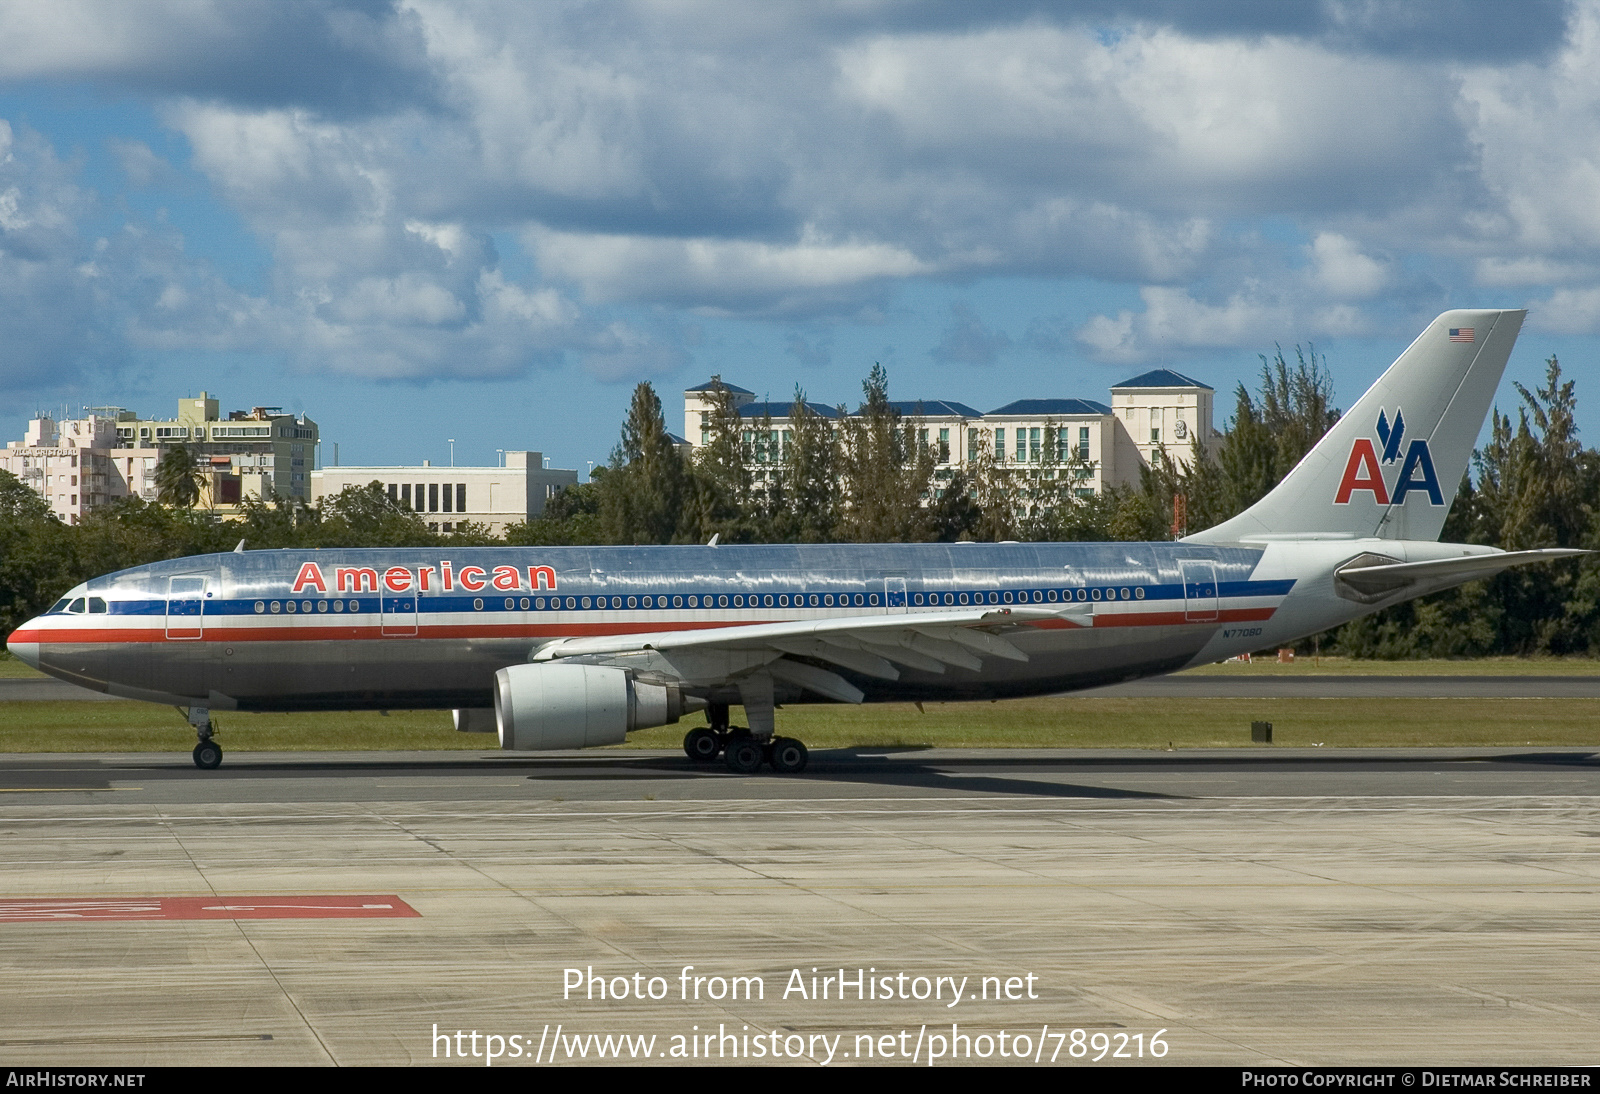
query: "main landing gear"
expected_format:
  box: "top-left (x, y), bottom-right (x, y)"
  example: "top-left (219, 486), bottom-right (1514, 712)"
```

top-left (682, 703), bottom-right (809, 774)
top-left (188, 707), bottom-right (222, 770)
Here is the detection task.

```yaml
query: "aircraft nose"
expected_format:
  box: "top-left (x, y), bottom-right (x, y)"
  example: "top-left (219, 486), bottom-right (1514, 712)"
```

top-left (6, 627), bottom-right (41, 670)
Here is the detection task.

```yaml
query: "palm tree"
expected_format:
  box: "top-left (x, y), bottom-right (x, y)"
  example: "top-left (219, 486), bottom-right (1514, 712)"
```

top-left (155, 443), bottom-right (206, 509)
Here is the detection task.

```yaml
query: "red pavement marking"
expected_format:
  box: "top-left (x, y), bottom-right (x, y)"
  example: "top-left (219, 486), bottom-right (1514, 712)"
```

top-left (0, 896), bottom-right (419, 921)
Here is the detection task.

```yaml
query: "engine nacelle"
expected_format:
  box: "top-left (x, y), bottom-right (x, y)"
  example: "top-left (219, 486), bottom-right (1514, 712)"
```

top-left (494, 662), bottom-right (697, 751)
top-left (453, 708), bottom-right (497, 733)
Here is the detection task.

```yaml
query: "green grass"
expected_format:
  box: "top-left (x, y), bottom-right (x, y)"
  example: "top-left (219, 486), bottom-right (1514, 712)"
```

top-left (2, 696), bottom-right (1597, 752)
top-left (0, 656), bottom-right (48, 679)
top-left (1185, 655), bottom-right (1600, 676)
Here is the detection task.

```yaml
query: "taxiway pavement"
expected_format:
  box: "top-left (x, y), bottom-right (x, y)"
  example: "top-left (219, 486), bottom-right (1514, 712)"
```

top-left (0, 747), bottom-right (1596, 1067)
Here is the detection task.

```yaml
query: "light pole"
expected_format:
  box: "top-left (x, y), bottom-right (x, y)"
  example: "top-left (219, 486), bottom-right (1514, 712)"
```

top-left (448, 439), bottom-right (455, 467)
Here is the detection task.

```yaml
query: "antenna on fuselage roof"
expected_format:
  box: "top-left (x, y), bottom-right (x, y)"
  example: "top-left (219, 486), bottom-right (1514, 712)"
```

top-left (233, 540), bottom-right (246, 553)
top-left (707, 533), bottom-right (720, 547)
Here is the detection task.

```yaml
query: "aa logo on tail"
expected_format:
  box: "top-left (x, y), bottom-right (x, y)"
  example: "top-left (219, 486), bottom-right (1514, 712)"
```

top-left (1334, 408), bottom-right (1444, 506)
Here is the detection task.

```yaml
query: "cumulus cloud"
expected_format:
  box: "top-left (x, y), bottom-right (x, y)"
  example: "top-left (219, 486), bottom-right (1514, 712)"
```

top-left (0, 0), bottom-right (1598, 391)
top-left (1075, 283), bottom-right (1372, 364)
top-left (1307, 232), bottom-right (1389, 299)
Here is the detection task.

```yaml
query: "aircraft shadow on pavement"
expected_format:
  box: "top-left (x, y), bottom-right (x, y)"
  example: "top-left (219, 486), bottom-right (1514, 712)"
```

top-left (77, 748), bottom-right (1169, 800)
top-left (28, 746), bottom-right (1597, 799)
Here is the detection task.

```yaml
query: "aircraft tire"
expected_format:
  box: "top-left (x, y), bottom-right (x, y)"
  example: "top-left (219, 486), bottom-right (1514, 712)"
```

top-left (684, 727), bottom-right (722, 762)
top-left (723, 737), bottom-right (764, 774)
top-left (769, 737), bottom-right (808, 774)
top-left (192, 741), bottom-right (223, 770)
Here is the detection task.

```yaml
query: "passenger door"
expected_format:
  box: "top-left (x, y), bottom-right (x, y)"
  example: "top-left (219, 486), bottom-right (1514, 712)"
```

top-left (165, 576), bottom-right (206, 640)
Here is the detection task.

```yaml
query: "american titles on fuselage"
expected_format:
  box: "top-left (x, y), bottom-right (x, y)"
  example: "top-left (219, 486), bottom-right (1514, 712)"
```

top-left (290, 560), bottom-right (559, 595)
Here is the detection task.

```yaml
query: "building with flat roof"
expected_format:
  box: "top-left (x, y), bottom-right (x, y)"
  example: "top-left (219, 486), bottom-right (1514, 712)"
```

top-left (311, 451), bottom-right (579, 535)
top-left (683, 370), bottom-right (1216, 498)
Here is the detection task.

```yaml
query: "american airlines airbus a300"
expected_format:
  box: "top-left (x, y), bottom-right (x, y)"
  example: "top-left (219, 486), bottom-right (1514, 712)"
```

top-left (7, 310), bottom-right (1581, 772)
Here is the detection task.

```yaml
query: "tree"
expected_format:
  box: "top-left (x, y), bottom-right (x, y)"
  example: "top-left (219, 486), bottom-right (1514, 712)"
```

top-left (600, 382), bottom-right (694, 544)
top-left (835, 365), bottom-right (936, 542)
top-left (505, 474), bottom-right (605, 545)
top-left (316, 482), bottom-right (434, 547)
top-left (0, 469), bottom-right (72, 644)
top-left (154, 443), bottom-right (206, 509)
top-left (688, 377), bottom-right (761, 543)
top-left (1215, 344), bottom-right (1339, 516)
top-left (773, 389), bottom-right (840, 542)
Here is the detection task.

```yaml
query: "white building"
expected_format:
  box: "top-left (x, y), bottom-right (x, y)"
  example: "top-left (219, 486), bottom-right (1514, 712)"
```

top-left (311, 450), bottom-right (579, 535)
top-left (683, 370), bottom-right (1217, 496)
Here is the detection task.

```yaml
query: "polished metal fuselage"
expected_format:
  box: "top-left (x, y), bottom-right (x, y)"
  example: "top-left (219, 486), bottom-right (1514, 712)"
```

top-left (12, 541), bottom-right (1310, 711)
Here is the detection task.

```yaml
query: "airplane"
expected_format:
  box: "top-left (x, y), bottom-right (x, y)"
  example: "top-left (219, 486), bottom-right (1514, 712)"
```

top-left (6, 309), bottom-right (1582, 773)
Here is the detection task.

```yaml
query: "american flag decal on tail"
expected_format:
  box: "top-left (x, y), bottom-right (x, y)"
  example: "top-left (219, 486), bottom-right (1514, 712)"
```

top-left (1449, 327), bottom-right (1475, 342)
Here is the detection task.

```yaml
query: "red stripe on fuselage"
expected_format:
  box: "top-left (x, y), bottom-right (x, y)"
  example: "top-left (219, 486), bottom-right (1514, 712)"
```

top-left (15, 605), bottom-right (1280, 646)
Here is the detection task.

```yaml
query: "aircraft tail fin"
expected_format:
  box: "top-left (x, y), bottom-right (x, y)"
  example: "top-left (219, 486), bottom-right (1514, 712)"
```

top-left (1189, 309), bottom-right (1526, 544)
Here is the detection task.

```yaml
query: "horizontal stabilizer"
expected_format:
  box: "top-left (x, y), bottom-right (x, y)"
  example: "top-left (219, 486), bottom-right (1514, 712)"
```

top-left (1335, 548), bottom-right (1585, 602)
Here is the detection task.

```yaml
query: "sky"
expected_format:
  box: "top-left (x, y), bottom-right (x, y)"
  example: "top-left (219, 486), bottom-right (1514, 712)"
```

top-left (1, 0), bottom-right (1597, 477)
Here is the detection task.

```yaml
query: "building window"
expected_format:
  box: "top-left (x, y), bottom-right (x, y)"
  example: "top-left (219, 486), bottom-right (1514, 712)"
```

top-left (994, 429), bottom-right (1004, 461)
top-left (457, 483), bottom-right (467, 511)
top-left (1151, 426), bottom-right (1160, 444)
top-left (428, 483), bottom-right (438, 512)
top-left (387, 483), bottom-right (397, 501)
top-left (1078, 426), bottom-right (1090, 460)
top-left (1015, 431), bottom-right (1026, 462)
top-left (938, 428), bottom-right (949, 463)
top-left (400, 483), bottom-right (411, 507)
top-left (442, 483), bottom-right (452, 513)
top-left (1029, 428), bottom-right (1041, 463)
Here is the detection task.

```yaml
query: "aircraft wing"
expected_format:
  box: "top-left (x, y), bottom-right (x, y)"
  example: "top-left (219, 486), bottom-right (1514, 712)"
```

top-left (531, 604), bottom-right (1092, 702)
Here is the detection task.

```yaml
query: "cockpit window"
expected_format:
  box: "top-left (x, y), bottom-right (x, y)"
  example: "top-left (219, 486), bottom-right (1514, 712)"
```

top-left (67, 598), bottom-right (86, 613)
top-left (51, 599), bottom-right (70, 613)
top-left (88, 598), bottom-right (107, 614)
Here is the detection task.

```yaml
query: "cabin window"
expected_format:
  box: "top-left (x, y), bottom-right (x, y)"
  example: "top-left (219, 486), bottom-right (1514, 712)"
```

top-left (1003, 591), bottom-right (1013, 603)
top-left (1091, 589), bottom-right (1102, 600)
top-left (719, 595), bottom-right (729, 608)
top-left (473, 598), bottom-right (483, 610)
top-left (1135, 588), bottom-right (1145, 599)
top-left (521, 598), bottom-right (530, 609)
top-left (505, 598), bottom-right (515, 609)
top-left (333, 600), bottom-right (345, 612)
top-left (317, 600), bottom-right (328, 612)
top-left (270, 601), bottom-right (281, 613)
top-left (1047, 590), bottom-right (1058, 602)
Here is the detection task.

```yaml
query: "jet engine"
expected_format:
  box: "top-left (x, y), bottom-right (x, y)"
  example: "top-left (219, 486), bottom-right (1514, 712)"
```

top-left (494, 662), bottom-right (700, 751)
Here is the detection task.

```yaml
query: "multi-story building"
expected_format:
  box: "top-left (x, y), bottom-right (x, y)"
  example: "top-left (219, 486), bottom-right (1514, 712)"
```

top-left (682, 369), bottom-right (1216, 496)
top-left (114, 392), bottom-right (320, 504)
top-left (311, 451), bottom-right (579, 535)
top-left (1, 413), bottom-right (156, 524)
top-left (3, 392), bottom-right (321, 522)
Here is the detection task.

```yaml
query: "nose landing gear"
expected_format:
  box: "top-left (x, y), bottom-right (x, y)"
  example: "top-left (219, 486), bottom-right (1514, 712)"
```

top-left (187, 707), bottom-right (222, 770)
